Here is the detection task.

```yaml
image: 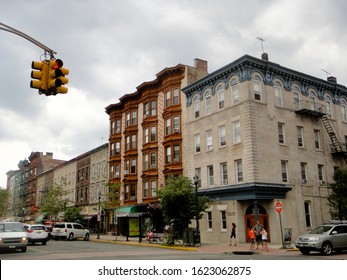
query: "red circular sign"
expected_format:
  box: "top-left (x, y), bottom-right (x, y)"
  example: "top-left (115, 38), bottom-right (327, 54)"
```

top-left (275, 201), bottom-right (282, 213)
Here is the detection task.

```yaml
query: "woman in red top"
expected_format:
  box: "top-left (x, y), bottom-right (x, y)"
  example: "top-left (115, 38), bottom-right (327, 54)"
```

top-left (248, 228), bottom-right (255, 251)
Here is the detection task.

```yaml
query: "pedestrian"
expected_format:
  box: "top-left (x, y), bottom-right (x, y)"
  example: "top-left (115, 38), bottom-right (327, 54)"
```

top-left (145, 229), bottom-right (153, 243)
top-left (248, 227), bottom-right (255, 251)
top-left (229, 222), bottom-right (236, 246)
top-left (261, 228), bottom-right (268, 252)
top-left (253, 221), bottom-right (263, 250)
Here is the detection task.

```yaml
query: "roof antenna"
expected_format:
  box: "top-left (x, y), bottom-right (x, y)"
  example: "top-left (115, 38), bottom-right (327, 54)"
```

top-left (256, 37), bottom-right (265, 53)
top-left (321, 69), bottom-right (331, 78)
top-left (256, 37), bottom-right (268, 61)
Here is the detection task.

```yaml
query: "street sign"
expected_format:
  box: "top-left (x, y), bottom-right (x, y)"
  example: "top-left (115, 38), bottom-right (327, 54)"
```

top-left (275, 201), bottom-right (283, 213)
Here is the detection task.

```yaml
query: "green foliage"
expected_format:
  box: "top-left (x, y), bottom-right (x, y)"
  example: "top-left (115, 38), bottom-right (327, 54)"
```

top-left (39, 184), bottom-right (66, 220)
top-left (64, 207), bottom-right (82, 222)
top-left (0, 188), bottom-right (9, 217)
top-left (328, 168), bottom-right (347, 220)
top-left (157, 176), bottom-right (210, 236)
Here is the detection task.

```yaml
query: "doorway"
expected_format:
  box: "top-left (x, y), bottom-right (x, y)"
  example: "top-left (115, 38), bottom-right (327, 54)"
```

top-left (244, 204), bottom-right (270, 242)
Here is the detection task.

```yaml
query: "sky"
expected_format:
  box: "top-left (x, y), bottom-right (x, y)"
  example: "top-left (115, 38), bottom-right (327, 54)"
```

top-left (1, 0), bottom-right (347, 188)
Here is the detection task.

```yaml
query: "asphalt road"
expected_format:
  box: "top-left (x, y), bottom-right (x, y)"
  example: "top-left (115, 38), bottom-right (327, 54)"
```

top-left (1, 238), bottom-right (347, 260)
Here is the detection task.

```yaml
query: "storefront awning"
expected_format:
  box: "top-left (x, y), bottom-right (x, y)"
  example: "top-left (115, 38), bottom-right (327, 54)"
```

top-left (115, 206), bottom-right (137, 217)
top-left (35, 212), bottom-right (47, 223)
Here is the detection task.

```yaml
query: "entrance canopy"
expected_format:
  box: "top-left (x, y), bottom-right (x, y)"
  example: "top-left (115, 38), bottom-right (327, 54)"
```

top-left (115, 206), bottom-right (138, 217)
top-left (35, 212), bottom-right (47, 223)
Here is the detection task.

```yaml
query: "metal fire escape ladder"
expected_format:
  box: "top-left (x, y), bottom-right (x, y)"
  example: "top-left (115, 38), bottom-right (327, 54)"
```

top-left (320, 114), bottom-right (347, 163)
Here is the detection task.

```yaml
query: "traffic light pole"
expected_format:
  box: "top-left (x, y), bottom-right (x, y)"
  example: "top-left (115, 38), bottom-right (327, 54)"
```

top-left (0, 22), bottom-right (56, 58)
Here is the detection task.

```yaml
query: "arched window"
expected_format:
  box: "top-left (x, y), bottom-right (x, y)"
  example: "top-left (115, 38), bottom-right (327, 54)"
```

top-left (217, 85), bottom-right (224, 109)
top-left (293, 86), bottom-right (301, 110)
top-left (253, 75), bottom-right (262, 101)
top-left (309, 90), bottom-right (317, 111)
top-left (205, 89), bottom-right (212, 115)
top-left (193, 95), bottom-right (200, 119)
top-left (341, 99), bottom-right (347, 122)
top-left (230, 79), bottom-right (238, 103)
top-left (325, 94), bottom-right (333, 118)
top-left (274, 81), bottom-right (283, 106)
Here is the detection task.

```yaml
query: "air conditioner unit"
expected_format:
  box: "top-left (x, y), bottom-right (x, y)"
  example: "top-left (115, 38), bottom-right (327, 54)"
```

top-left (130, 196), bottom-right (135, 200)
top-left (320, 180), bottom-right (326, 185)
top-left (173, 128), bottom-right (180, 133)
top-left (302, 179), bottom-right (307, 184)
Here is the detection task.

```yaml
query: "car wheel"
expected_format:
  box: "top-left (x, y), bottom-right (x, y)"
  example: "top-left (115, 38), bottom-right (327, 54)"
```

top-left (21, 247), bottom-right (27, 253)
top-left (68, 233), bottom-right (74, 241)
top-left (321, 242), bottom-right (333, 255)
top-left (299, 248), bottom-right (310, 255)
top-left (42, 241), bottom-right (47, 245)
top-left (84, 233), bottom-right (90, 241)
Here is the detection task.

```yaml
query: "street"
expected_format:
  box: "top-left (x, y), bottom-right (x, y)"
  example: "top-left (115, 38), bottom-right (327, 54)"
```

top-left (1, 238), bottom-right (346, 260)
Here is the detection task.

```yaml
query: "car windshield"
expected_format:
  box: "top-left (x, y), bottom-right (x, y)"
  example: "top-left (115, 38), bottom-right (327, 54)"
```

top-left (0, 223), bottom-right (24, 232)
top-left (309, 226), bottom-right (332, 234)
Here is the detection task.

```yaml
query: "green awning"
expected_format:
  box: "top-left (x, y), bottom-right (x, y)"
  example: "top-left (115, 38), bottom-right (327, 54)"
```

top-left (35, 212), bottom-right (47, 223)
top-left (115, 206), bottom-right (137, 217)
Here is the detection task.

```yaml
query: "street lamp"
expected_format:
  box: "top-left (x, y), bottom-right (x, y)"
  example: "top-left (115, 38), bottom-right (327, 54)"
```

top-left (193, 175), bottom-right (201, 246)
top-left (97, 191), bottom-right (101, 239)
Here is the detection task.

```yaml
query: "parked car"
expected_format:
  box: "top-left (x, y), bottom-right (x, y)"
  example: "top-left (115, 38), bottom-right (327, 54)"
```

top-left (295, 222), bottom-right (347, 255)
top-left (23, 224), bottom-right (50, 245)
top-left (51, 222), bottom-right (90, 241)
top-left (0, 222), bottom-right (28, 252)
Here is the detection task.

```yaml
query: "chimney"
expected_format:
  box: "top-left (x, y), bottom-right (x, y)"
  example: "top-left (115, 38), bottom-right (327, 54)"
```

top-left (194, 58), bottom-right (208, 73)
top-left (327, 76), bottom-right (337, 83)
top-left (261, 53), bottom-right (269, 61)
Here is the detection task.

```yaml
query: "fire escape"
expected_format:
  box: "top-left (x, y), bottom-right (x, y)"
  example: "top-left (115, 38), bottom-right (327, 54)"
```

top-left (295, 100), bottom-right (347, 164)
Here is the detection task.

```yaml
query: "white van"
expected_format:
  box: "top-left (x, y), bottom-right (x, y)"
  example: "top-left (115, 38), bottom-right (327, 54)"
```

top-left (0, 222), bottom-right (28, 252)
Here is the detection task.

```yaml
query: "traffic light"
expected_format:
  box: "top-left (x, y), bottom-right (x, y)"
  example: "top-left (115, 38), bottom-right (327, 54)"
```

top-left (48, 59), bottom-right (69, 94)
top-left (30, 60), bottom-right (48, 94)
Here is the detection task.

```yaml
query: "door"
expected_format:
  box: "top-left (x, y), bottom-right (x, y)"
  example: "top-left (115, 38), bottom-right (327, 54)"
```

top-left (244, 204), bottom-right (270, 242)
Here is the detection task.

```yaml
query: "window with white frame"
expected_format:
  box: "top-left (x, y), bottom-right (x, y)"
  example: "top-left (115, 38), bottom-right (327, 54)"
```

top-left (143, 102), bottom-right (149, 118)
top-left (150, 180), bottom-right (157, 197)
top-left (325, 95), bottom-right (333, 118)
top-left (232, 120), bottom-right (241, 144)
top-left (131, 134), bottom-right (136, 149)
top-left (231, 79), bottom-right (238, 103)
top-left (115, 119), bottom-right (121, 133)
top-left (144, 127), bottom-right (149, 143)
top-left (278, 123), bottom-right (285, 144)
top-left (235, 159), bottom-right (243, 182)
top-left (143, 154), bottom-right (149, 170)
top-left (275, 81), bottom-right (283, 106)
top-left (253, 75), bottom-right (262, 101)
top-left (150, 152), bottom-right (156, 168)
top-left (219, 126), bottom-right (226, 147)
top-left (130, 159), bottom-right (136, 174)
top-left (207, 165), bottom-right (214, 186)
top-left (165, 118), bottom-right (171, 135)
top-left (300, 162), bottom-right (307, 182)
top-left (281, 160), bottom-right (288, 182)
top-left (131, 111), bottom-right (137, 126)
top-left (207, 212), bottom-right (212, 230)
top-left (194, 134), bottom-right (201, 153)
top-left (150, 100), bottom-right (157, 116)
top-left (194, 96), bottom-right (200, 119)
top-left (166, 146), bottom-right (171, 164)
top-left (341, 100), bottom-right (347, 122)
top-left (217, 85), bottom-right (224, 109)
top-left (205, 90), bottom-right (212, 115)
top-left (221, 162), bottom-right (228, 185)
top-left (309, 91), bottom-right (317, 111)
top-left (314, 130), bottom-right (321, 149)
top-left (304, 201), bottom-right (312, 227)
top-left (293, 87), bottom-right (301, 110)
top-left (150, 126), bottom-right (156, 142)
top-left (143, 180), bottom-right (149, 198)
top-left (297, 126), bottom-right (304, 147)
top-left (318, 164), bottom-right (325, 183)
top-left (173, 116), bottom-right (180, 133)
top-left (220, 210), bottom-right (227, 231)
top-left (165, 91), bottom-right (171, 108)
top-left (173, 88), bottom-right (180, 105)
top-left (206, 129), bottom-right (213, 151)
top-left (173, 145), bottom-right (180, 162)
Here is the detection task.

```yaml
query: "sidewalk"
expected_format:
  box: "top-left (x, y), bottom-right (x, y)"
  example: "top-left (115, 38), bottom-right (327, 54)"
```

top-left (89, 234), bottom-right (299, 255)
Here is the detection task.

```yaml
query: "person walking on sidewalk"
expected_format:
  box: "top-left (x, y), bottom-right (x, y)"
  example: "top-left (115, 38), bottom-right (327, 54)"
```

top-left (261, 228), bottom-right (268, 252)
top-left (229, 222), bottom-right (236, 246)
top-left (248, 227), bottom-right (255, 251)
top-left (253, 221), bottom-right (263, 250)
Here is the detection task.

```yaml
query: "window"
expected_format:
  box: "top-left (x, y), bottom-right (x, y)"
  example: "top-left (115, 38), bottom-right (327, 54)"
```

top-left (130, 159), bottom-right (136, 174)
top-left (231, 79), bottom-right (238, 103)
top-left (150, 180), bottom-right (157, 197)
top-left (143, 154), bottom-right (149, 170)
top-left (165, 91), bottom-right (171, 108)
top-left (232, 120), bottom-right (241, 144)
top-left (221, 162), bottom-right (228, 185)
top-left (341, 100), bottom-right (347, 122)
top-left (293, 87), bottom-right (301, 110)
top-left (114, 164), bottom-right (120, 179)
top-left (115, 142), bottom-right (120, 154)
top-left (207, 165), bottom-right (214, 186)
top-left (150, 126), bottom-right (156, 142)
top-left (304, 201), bottom-right (312, 227)
top-left (281, 160), bottom-right (288, 182)
top-left (206, 129), bottom-right (213, 151)
top-left (275, 82), bottom-right (283, 106)
top-left (314, 130), bottom-right (321, 149)
top-left (131, 134), bottom-right (136, 149)
top-left (297, 126), bottom-right (304, 147)
top-left (318, 164), bottom-right (325, 183)
top-left (150, 152), bottom-right (156, 168)
top-left (235, 159), bottom-right (243, 182)
top-left (126, 112), bottom-right (130, 127)
top-left (219, 126), bottom-right (226, 147)
top-left (253, 75), bottom-right (262, 101)
top-left (143, 102), bottom-right (149, 117)
top-left (207, 212), bottom-right (212, 230)
top-left (205, 90), bottom-right (212, 115)
top-left (301, 162), bottom-right (307, 182)
top-left (173, 116), bottom-right (180, 132)
top-left (195, 168), bottom-right (201, 187)
top-left (173, 88), bottom-right (180, 105)
top-left (325, 95), bottom-right (333, 118)
top-left (194, 134), bottom-right (201, 153)
top-left (126, 136), bottom-right (130, 150)
top-left (194, 96), bottom-right (200, 119)
top-left (131, 111), bottom-right (137, 126)
top-left (166, 146), bottom-right (171, 164)
top-left (278, 123), bottom-right (285, 144)
top-left (150, 100), bottom-right (156, 116)
top-left (143, 181), bottom-right (149, 198)
top-left (173, 145), bottom-right (180, 162)
top-left (217, 85), bottom-right (224, 109)
top-left (144, 127), bottom-right (149, 143)
top-left (309, 91), bottom-right (317, 111)
top-left (165, 118), bottom-right (171, 135)
top-left (220, 210), bottom-right (227, 231)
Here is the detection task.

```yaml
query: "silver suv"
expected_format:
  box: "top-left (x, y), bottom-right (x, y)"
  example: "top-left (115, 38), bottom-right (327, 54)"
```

top-left (52, 222), bottom-right (90, 241)
top-left (295, 222), bottom-right (347, 255)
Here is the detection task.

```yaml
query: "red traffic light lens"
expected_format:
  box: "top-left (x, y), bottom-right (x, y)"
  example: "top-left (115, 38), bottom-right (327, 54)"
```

top-left (53, 59), bottom-right (63, 69)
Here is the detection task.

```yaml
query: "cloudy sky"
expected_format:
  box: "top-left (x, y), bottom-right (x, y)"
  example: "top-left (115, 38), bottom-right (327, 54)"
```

top-left (1, 0), bottom-right (347, 188)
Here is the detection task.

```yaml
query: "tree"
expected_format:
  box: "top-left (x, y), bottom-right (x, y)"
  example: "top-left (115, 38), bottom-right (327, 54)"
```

top-left (0, 188), bottom-right (9, 218)
top-left (328, 168), bottom-right (347, 220)
top-left (39, 184), bottom-right (66, 221)
top-left (64, 207), bottom-right (82, 222)
top-left (157, 176), bottom-right (210, 238)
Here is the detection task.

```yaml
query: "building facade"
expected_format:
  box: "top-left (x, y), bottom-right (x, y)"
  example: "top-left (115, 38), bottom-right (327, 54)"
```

top-left (182, 54), bottom-right (347, 244)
